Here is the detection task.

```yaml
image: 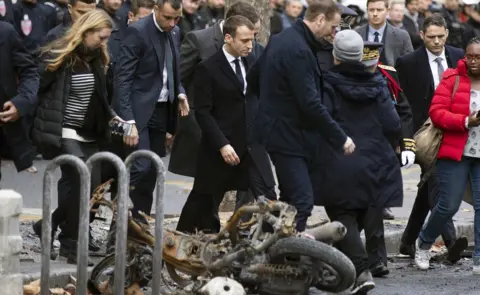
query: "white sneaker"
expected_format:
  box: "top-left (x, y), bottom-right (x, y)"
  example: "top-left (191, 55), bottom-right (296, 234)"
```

top-left (414, 239), bottom-right (431, 270)
top-left (473, 264), bottom-right (480, 275)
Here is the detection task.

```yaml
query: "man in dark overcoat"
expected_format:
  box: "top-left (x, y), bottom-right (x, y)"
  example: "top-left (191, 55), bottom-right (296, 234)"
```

top-left (247, 0), bottom-right (355, 232)
top-left (0, 21), bottom-right (39, 182)
top-left (176, 15), bottom-right (276, 233)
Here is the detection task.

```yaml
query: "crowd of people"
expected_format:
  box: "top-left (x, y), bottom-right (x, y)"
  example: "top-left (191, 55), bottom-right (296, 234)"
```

top-left (2, 0), bottom-right (480, 293)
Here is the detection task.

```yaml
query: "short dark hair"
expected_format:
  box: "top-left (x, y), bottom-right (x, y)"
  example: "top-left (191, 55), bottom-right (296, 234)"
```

top-left (158, 0), bottom-right (182, 10)
top-left (226, 2), bottom-right (259, 25)
top-left (422, 13), bottom-right (447, 32)
top-left (69, 0), bottom-right (96, 6)
top-left (223, 15), bottom-right (254, 38)
top-left (366, 0), bottom-right (388, 9)
top-left (304, 0), bottom-right (341, 22)
top-left (406, 0), bottom-right (417, 6)
top-left (130, 0), bottom-right (155, 14)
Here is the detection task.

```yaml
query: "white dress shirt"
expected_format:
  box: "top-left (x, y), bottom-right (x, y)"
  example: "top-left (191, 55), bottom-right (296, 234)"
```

top-left (153, 14), bottom-right (169, 102)
top-left (426, 48), bottom-right (448, 89)
top-left (222, 45), bottom-right (246, 94)
top-left (368, 23), bottom-right (386, 42)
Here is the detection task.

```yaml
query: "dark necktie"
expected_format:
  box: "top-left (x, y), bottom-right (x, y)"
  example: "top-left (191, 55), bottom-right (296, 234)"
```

top-left (373, 31), bottom-right (380, 43)
top-left (233, 58), bottom-right (245, 92)
top-left (435, 57), bottom-right (445, 83)
top-left (165, 34), bottom-right (175, 102)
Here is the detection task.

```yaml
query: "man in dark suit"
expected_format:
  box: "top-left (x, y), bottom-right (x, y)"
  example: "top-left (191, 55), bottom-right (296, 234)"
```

top-left (170, 1), bottom-right (261, 178)
top-left (173, 2), bottom-right (269, 232)
top-left (396, 14), bottom-right (467, 261)
top-left (176, 15), bottom-right (276, 233)
top-left (248, 0), bottom-right (355, 232)
top-left (112, 0), bottom-right (188, 220)
top-left (0, 21), bottom-right (39, 182)
top-left (355, 0), bottom-right (413, 67)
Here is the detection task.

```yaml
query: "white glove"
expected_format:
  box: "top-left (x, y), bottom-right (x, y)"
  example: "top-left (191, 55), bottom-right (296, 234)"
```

top-left (401, 150), bottom-right (415, 169)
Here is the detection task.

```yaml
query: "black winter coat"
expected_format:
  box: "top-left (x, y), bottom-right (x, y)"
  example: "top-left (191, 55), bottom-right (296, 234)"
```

top-left (313, 62), bottom-right (403, 209)
top-left (32, 55), bottom-right (116, 159)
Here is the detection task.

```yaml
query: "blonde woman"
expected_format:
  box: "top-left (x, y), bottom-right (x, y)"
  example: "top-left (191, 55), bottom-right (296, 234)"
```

top-left (31, 10), bottom-right (123, 265)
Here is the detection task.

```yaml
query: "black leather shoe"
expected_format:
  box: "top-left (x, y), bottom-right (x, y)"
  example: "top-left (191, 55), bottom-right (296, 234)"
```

top-left (447, 237), bottom-right (468, 263)
top-left (32, 220), bottom-right (58, 260)
top-left (370, 263), bottom-right (390, 277)
top-left (399, 242), bottom-right (415, 259)
top-left (383, 208), bottom-right (395, 220)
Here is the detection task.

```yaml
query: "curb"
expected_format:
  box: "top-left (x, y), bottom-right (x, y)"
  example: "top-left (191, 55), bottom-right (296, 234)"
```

top-left (379, 221), bottom-right (475, 255)
top-left (22, 266), bottom-right (91, 286)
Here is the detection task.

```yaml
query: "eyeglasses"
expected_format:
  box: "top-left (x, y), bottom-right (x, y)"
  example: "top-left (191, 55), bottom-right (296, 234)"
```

top-left (466, 55), bottom-right (480, 62)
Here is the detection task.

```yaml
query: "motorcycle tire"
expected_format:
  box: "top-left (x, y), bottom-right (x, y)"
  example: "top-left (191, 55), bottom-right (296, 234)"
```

top-left (267, 237), bottom-right (356, 293)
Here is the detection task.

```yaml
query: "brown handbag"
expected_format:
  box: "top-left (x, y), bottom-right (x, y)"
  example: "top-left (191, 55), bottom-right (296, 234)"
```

top-left (415, 75), bottom-right (460, 188)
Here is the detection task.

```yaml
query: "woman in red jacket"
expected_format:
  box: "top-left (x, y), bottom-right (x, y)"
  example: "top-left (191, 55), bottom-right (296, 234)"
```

top-left (415, 38), bottom-right (480, 273)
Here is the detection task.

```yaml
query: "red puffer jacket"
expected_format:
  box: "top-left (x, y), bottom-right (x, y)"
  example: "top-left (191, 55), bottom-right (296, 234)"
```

top-left (429, 59), bottom-right (471, 161)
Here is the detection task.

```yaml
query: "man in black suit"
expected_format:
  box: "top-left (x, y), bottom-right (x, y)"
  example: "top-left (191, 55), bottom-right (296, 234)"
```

top-left (0, 21), bottom-right (39, 182)
top-left (173, 2), bottom-right (272, 233)
top-left (170, 1), bottom-right (261, 178)
top-left (176, 15), bottom-right (276, 233)
top-left (396, 14), bottom-right (467, 261)
top-left (112, 0), bottom-right (189, 220)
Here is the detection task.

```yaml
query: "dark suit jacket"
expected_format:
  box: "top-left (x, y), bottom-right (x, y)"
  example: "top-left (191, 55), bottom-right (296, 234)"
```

top-left (356, 22), bottom-right (413, 67)
top-left (248, 21), bottom-right (347, 158)
top-left (0, 21), bottom-right (39, 172)
top-left (0, 21), bottom-right (38, 115)
top-left (395, 45), bottom-right (464, 132)
top-left (192, 49), bottom-right (274, 194)
top-left (112, 15), bottom-right (185, 133)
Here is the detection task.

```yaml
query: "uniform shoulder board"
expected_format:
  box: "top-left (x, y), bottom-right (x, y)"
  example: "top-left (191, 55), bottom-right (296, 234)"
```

top-left (378, 64), bottom-right (397, 72)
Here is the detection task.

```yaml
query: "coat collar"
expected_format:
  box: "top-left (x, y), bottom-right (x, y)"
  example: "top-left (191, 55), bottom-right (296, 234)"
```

top-left (293, 20), bottom-right (323, 53)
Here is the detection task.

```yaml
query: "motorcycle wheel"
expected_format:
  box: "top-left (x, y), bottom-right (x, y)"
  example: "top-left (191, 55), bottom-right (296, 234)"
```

top-left (267, 237), bottom-right (356, 293)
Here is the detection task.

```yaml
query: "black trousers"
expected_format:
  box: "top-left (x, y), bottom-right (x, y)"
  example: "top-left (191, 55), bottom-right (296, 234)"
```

top-left (0, 117), bottom-right (36, 175)
top-left (128, 103), bottom-right (168, 219)
top-left (401, 169), bottom-right (457, 247)
top-left (176, 155), bottom-right (277, 233)
top-left (53, 139), bottom-right (100, 239)
top-left (326, 207), bottom-right (386, 276)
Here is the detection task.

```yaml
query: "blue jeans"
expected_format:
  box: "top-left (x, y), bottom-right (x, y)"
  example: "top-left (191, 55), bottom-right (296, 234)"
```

top-left (419, 157), bottom-right (480, 257)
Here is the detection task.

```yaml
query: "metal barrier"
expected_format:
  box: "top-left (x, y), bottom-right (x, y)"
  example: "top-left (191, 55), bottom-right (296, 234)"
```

top-left (86, 152), bottom-right (129, 294)
top-left (41, 155), bottom-right (91, 295)
top-left (124, 150), bottom-right (166, 295)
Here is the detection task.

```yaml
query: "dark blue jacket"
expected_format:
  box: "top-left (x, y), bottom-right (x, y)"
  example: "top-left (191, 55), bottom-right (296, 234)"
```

top-left (0, 0), bottom-right (14, 24)
top-left (313, 62), bottom-right (403, 209)
top-left (247, 20), bottom-right (347, 158)
top-left (12, 1), bottom-right (56, 54)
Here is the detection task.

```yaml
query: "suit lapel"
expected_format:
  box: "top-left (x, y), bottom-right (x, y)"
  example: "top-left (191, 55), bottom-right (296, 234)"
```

top-left (213, 22), bottom-right (224, 51)
top-left (216, 50), bottom-right (244, 95)
top-left (417, 47), bottom-right (434, 89)
top-left (148, 16), bottom-right (166, 71)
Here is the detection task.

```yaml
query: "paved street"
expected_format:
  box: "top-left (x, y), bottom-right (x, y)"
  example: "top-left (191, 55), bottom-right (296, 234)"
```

top-left (2, 156), bottom-right (475, 224)
top-left (5, 156), bottom-right (478, 293)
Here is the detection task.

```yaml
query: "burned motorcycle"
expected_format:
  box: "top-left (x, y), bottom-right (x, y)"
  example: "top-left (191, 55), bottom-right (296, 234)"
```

top-left (87, 180), bottom-right (356, 295)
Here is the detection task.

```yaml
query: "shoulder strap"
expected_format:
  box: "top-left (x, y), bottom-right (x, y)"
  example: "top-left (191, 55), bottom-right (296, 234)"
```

top-left (451, 75), bottom-right (460, 100)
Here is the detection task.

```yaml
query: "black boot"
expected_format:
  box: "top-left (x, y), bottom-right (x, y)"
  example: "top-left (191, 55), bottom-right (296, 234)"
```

top-left (32, 220), bottom-right (58, 260)
top-left (399, 242), bottom-right (415, 259)
top-left (447, 237), bottom-right (468, 263)
top-left (370, 262), bottom-right (389, 277)
top-left (58, 238), bottom-right (94, 266)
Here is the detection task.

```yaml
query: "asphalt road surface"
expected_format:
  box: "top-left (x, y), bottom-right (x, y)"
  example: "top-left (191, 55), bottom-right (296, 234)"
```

top-left (2, 157), bottom-right (475, 225)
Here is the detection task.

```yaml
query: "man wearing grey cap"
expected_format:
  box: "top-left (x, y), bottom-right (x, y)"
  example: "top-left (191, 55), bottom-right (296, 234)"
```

top-left (314, 30), bottom-right (402, 294)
